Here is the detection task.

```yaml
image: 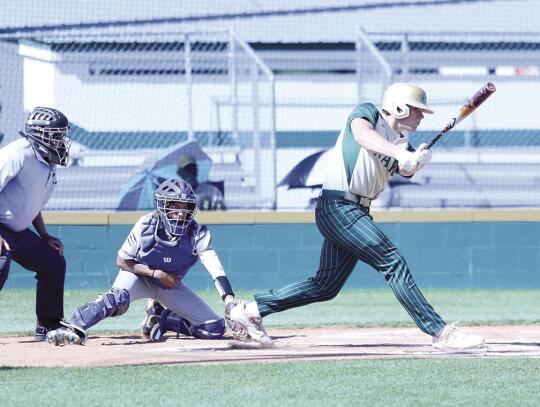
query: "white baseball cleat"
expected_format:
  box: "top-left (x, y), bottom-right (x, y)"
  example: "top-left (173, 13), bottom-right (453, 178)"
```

top-left (432, 323), bottom-right (485, 350)
top-left (229, 301), bottom-right (273, 347)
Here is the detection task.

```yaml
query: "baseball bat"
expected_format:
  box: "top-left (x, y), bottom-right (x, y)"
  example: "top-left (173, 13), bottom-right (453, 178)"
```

top-left (426, 82), bottom-right (496, 149)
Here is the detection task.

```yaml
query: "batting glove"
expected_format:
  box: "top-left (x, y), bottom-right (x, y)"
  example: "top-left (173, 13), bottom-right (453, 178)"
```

top-left (396, 149), bottom-right (419, 174)
top-left (415, 143), bottom-right (432, 168)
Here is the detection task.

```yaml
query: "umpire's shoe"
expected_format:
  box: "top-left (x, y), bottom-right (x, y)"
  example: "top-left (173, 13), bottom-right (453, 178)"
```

top-left (141, 299), bottom-right (165, 339)
top-left (34, 319), bottom-right (63, 341)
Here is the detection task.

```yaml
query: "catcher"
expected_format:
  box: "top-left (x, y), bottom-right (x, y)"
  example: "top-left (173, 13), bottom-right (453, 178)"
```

top-left (46, 178), bottom-right (246, 345)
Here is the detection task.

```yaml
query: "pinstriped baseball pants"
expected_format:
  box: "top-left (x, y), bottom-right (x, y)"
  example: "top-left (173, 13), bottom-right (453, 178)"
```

top-left (253, 197), bottom-right (446, 336)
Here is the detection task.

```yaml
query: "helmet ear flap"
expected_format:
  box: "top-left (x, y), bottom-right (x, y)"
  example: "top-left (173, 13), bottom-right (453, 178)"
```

top-left (384, 101), bottom-right (409, 120)
top-left (393, 102), bottom-right (409, 119)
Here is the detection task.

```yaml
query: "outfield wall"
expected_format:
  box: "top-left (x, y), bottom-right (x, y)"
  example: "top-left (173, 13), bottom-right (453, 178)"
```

top-left (4, 210), bottom-right (540, 291)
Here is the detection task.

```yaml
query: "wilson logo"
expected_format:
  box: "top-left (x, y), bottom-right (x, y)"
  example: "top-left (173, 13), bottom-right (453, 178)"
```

top-left (163, 257), bottom-right (172, 263)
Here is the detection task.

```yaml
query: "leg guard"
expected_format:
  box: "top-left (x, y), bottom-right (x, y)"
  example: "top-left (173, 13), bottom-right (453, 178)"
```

top-left (192, 318), bottom-right (226, 340)
top-left (150, 310), bottom-right (225, 341)
top-left (69, 288), bottom-right (130, 330)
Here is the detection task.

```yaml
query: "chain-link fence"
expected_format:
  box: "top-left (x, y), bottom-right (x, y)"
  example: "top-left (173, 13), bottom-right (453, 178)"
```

top-left (354, 31), bottom-right (540, 208)
top-left (0, 29), bottom-right (276, 210)
top-left (0, 26), bottom-right (539, 210)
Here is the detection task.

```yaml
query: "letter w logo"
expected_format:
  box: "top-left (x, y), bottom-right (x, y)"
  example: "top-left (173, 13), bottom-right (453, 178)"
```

top-left (163, 257), bottom-right (172, 263)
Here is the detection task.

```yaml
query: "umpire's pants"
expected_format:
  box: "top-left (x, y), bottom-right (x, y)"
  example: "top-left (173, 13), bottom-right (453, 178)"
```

top-left (0, 223), bottom-right (66, 322)
top-left (254, 197), bottom-right (446, 336)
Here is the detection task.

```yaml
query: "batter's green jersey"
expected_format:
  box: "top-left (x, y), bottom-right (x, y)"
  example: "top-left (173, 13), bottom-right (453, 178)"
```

top-left (322, 103), bottom-right (410, 200)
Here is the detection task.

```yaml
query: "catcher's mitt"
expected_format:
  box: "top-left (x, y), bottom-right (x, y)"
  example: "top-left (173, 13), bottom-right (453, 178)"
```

top-left (224, 299), bottom-right (249, 341)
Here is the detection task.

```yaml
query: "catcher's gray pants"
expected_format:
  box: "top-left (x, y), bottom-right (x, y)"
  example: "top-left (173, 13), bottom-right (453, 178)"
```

top-left (254, 197), bottom-right (447, 336)
top-left (113, 269), bottom-right (220, 326)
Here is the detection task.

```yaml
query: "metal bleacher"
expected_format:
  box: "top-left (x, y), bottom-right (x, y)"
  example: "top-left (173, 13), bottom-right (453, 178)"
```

top-left (32, 29), bottom-right (540, 210)
top-left (385, 149), bottom-right (540, 209)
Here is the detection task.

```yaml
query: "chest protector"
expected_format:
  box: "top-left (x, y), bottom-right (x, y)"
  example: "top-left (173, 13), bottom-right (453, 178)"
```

top-left (137, 215), bottom-right (200, 287)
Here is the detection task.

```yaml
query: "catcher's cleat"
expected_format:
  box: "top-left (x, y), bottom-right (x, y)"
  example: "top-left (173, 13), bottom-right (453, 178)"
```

top-left (141, 299), bottom-right (165, 339)
top-left (228, 300), bottom-right (273, 347)
top-left (432, 323), bottom-right (485, 350)
top-left (45, 320), bottom-right (87, 346)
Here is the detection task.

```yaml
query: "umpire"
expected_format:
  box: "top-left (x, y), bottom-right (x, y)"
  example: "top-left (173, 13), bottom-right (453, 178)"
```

top-left (0, 107), bottom-right (72, 340)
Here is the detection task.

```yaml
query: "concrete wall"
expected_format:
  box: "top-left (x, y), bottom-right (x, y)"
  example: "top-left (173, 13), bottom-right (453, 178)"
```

top-left (4, 210), bottom-right (540, 291)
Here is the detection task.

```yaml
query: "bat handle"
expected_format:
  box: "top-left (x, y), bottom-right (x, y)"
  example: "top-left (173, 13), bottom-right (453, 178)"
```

top-left (426, 138), bottom-right (438, 150)
top-left (426, 126), bottom-right (451, 150)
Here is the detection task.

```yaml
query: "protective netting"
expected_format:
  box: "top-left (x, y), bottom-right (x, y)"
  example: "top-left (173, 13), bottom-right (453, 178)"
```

top-left (0, 18), bottom-right (538, 210)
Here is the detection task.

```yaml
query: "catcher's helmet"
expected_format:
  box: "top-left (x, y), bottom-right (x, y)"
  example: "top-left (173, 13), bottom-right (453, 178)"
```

top-left (154, 178), bottom-right (198, 237)
top-left (382, 83), bottom-right (434, 119)
top-left (22, 107), bottom-right (72, 166)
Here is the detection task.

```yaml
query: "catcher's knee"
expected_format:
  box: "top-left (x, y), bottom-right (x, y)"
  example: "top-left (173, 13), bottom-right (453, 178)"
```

top-left (70, 288), bottom-right (130, 330)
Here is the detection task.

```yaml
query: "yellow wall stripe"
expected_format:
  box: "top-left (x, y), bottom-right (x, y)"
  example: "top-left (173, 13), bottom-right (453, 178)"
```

top-left (42, 209), bottom-right (540, 225)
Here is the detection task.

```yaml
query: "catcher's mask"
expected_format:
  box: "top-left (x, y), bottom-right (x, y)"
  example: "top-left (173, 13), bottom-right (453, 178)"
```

top-left (154, 178), bottom-right (198, 237)
top-left (21, 107), bottom-right (72, 166)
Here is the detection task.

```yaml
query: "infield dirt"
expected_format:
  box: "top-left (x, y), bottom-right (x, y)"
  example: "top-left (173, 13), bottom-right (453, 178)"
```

top-left (2, 325), bottom-right (539, 367)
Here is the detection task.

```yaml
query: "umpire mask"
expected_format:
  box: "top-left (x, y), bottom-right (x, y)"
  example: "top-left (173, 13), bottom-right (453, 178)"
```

top-left (22, 107), bottom-right (72, 166)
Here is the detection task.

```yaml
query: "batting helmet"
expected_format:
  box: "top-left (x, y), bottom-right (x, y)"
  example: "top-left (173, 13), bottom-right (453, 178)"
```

top-left (382, 83), bottom-right (434, 119)
top-left (154, 178), bottom-right (198, 237)
top-left (22, 107), bottom-right (72, 166)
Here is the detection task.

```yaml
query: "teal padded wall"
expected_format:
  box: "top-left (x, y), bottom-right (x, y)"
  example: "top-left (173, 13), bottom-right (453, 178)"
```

top-left (4, 222), bottom-right (540, 290)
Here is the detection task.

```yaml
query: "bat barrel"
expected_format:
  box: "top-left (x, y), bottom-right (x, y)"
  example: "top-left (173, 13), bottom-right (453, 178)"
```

top-left (485, 82), bottom-right (496, 92)
top-left (427, 82), bottom-right (496, 149)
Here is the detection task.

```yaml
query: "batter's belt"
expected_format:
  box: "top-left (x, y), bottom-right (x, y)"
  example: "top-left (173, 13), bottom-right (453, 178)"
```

top-left (320, 189), bottom-right (371, 208)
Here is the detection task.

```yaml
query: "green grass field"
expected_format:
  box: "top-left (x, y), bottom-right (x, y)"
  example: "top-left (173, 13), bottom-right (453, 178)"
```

top-left (1, 360), bottom-right (540, 406)
top-left (1, 288), bottom-right (540, 406)
top-left (1, 288), bottom-right (539, 335)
